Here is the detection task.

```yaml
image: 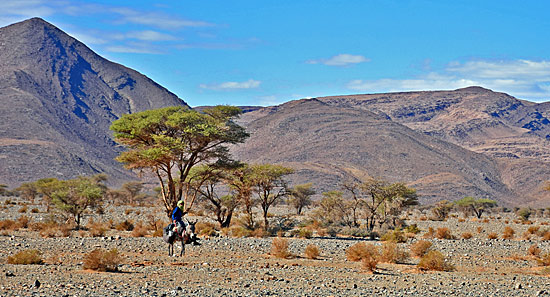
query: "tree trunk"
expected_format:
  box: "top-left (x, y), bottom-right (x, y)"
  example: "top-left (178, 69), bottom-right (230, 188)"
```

top-left (221, 209), bottom-right (233, 228)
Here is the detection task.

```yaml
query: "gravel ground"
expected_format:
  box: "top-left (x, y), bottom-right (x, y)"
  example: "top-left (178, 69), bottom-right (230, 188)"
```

top-left (2, 198), bottom-right (550, 296)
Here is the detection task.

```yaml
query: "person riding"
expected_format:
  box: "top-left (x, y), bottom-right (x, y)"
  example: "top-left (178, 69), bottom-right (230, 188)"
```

top-left (172, 200), bottom-right (186, 233)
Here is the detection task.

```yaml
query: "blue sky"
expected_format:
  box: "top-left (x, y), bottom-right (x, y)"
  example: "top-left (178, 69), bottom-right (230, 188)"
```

top-left (1, 0), bottom-right (549, 106)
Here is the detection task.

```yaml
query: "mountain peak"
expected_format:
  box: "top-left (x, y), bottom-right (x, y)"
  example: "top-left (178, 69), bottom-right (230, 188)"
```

top-left (455, 86), bottom-right (493, 93)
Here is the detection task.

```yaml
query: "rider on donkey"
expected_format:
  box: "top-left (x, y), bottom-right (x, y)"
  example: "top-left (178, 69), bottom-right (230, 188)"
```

top-left (171, 200), bottom-right (187, 234)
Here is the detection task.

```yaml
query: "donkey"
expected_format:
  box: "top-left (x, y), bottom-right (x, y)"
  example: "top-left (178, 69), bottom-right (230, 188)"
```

top-left (163, 219), bottom-right (200, 257)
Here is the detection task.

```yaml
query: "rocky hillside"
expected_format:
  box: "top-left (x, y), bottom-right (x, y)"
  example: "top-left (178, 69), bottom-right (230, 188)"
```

top-left (0, 18), bottom-right (187, 187)
top-left (233, 91), bottom-right (550, 206)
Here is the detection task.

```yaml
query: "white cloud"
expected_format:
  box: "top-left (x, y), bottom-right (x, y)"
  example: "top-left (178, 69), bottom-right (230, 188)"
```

top-left (347, 59), bottom-right (550, 101)
top-left (126, 30), bottom-right (177, 41)
top-left (307, 54), bottom-right (370, 66)
top-left (105, 44), bottom-right (161, 54)
top-left (111, 8), bottom-right (214, 30)
top-left (200, 79), bottom-right (261, 90)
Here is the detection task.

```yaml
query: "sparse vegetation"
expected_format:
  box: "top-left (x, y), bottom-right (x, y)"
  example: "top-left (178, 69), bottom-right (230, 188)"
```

top-left (417, 250), bottom-right (454, 271)
top-left (502, 226), bottom-right (515, 239)
top-left (381, 228), bottom-right (407, 243)
top-left (487, 232), bottom-right (498, 240)
top-left (410, 240), bottom-right (433, 257)
top-left (271, 237), bottom-right (292, 259)
top-left (379, 241), bottom-right (409, 263)
top-left (6, 249), bottom-right (43, 264)
top-left (83, 248), bottom-right (121, 272)
top-left (435, 227), bottom-right (454, 240)
top-left (537, 252), bottom-right (550, 266)
top-left (461, 232), bottom-right (473, 239)
top-left (304, 244), bottom-right (320, 259)
top-left (528, 244), bottom-right (541, 257)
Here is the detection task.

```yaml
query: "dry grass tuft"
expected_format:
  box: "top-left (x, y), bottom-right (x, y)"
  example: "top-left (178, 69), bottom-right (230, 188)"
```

top-left (527, 226), bottom-right (540, 235)
top-left (0, 219), bottom-right (18, 231)
top-left (304, 244), bottom-right (320, 259)
top-left (6, 249), bottom-right (43, 265)
top-left (537, 253), bottom-right (550, 266)
top-left (502, 226), bottom-right (515, 239)
top-left (115, 220), bottom-right (134, 231)
top-left (461, 232), bottom-right (473, 239)
top-left (130, 223), bottom-right (149, 237)
top-left (379, 241), bottom-right (409, 263)
top-left (196, 221), bottom-right (218, 237)
top-left (410, 240), bottom-right (433, 257)
top-left (435, 228), bottom-right (454, 240)
top-left (487, 232), bottom-right (498, 240)
top-left (346, 242), bottom-right (380, 262)
top-left (87, 219), bottom-right (107, 237)
top-left (271, 237), bottom-right (292, 259)
top-left (361, 254), bottom-right (379, 272)
top-left (417, 250), bottom-right (454, 271)
top-left (528, 244), bottom-right (541, 257)
top-left (476, 226), bottom-right (483, 233)
top-left (83, 248), bottom-right (121, 272)
top-left (31, 219), bottom-right (71, 238)
top-left (422, 227), bottom-right (435, 239)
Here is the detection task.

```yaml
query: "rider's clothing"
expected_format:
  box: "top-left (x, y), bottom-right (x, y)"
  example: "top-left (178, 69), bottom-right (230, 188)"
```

top-left (171, 206), bottom-right (185, 231)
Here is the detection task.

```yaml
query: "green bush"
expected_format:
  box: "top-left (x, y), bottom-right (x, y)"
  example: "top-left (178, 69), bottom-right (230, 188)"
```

top-left (7, 249), bottom-right (43, 265)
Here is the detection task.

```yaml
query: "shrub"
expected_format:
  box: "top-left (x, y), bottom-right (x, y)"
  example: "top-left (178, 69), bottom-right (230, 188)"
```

top-left (381, 229), bottom-right (407, 243)
top-left (6, 249), bottom-right (43, 264)
top-left (115, 220), bottom-right (134, 231)
top-left (458, 218), bottom-right (465, 223)
top-left (228, 226), bottom-right (251, 238)
top-left (30, 208), bottom-right (39, 213)
top-left (404, 224), bottom-right (421, 234)
top-left (487, 232), bottom-right (498, 240)
top-left (537, 253), bottom-right (550, 266)
top-left (361, 253), bottom-right (379, 272)
top-left (417, 250), bottom-right (454, 271)
top-left (435, 228), bottom-right (454, 240)
top-left (31, 219), bottom-right (71, 238)
top-left (422, 227), bottom-right (435, 239)
top-left (540, 230), bottom-right (550, 241)
top-left (379, 241), bottom-right (409, 263)
top-left (304, 244), bottom-right (320, 259)
top-left (346, 242), bottom-right (379, 262)
top-left (410, 240), bottom-right (432, 257)
top-left (18, 205), bottom-right (28, 213)
top-left (517, 208), bottom-right (532, 221)
top-left (130, 224), bottom-right (149, 237)
top-left (196, 222), bottom-right (218, 237)
top-left (16, 216), bottom-right (30, 229)
top-left (461, 232), bottom-right (473, 239)
top-left (528, 244), bottom-right (541, 257)
top-left (0, 219), bottom-right (18, 231)
top-left (124, 209), bottom-right (132, 215)
top-left (527, 226), bottom-right (540, 235)
top-left (251, 227), bottom-right (270, 238)
top-left (83, 248), bottom-right (120, 272)
top-left (476, 226), bottom-right (483, 233)
top-left (502, 226), bottom-right (515, 239)
top-left (87, 219), bottom-right (107, 237)
top-left (271, 238), bottom-right (292, 259)
top-left (297, 228), bottom-right (313, 239)
top-left (341, 227), bottom-right (369, 238)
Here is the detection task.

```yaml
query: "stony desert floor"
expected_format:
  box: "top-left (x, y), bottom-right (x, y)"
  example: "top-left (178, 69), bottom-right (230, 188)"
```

top-left (2, 197), bottom-right (550, 297)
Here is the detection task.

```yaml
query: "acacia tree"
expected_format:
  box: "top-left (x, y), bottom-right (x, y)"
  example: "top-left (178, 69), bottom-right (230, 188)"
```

top-left (454, 197), bottom-right (497, 218)
top-left (16, 182), bottom-right (38, 203)
top-left (110, 106), bottom-right (248, 218)
top-left (313, 190), bottom-right (356, 227)
top-left (249, 164), bottom-right (294, 230)
top-left (288, 183), bottom-right (315, 215)
top-left (189, 163), bottom-right (241, 228)
top-left (343, 178), bottom-right (418, 233)
top-left (51, 174), bottom-right (107, 228)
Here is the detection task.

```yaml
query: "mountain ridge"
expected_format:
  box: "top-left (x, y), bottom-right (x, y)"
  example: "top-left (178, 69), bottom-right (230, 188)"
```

top-left (0, 18), bottom-right (187, 187)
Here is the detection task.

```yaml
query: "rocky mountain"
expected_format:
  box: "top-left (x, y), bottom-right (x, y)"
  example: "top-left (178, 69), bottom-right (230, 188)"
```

top-left (233, 89), bottom-right (550, 206)
top-left (0, 18), bottom-right (187, 187)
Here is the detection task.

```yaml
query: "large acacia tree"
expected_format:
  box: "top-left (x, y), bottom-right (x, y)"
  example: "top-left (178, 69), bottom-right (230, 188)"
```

top-left (110, 106), bottom-right (248, 217)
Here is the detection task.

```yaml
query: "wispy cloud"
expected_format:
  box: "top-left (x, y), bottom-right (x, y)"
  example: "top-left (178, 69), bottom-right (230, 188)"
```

top-left (200, 79), bottom-right (261, 90)
top-left (307, 54), bottom-right (370, 66)
top-left (125, 30), bottom-right (177, 41)
top-left (347, 59), bottom-right (550, 100)
top-left (105, 42), bottom-right (163, 54)
top-left (111, 8), bottom-right (214, 30)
